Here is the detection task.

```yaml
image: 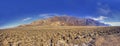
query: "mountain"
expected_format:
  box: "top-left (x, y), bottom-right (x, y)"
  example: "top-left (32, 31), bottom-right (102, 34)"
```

top-left (20, 16), bottom-right (109, 27)
top-left (1, 16), bottom-right (120, 46)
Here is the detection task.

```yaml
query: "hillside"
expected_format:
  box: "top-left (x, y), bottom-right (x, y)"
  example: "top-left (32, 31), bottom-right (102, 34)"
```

top-left (0, 26), bottom-right (120, 46)
top-left (19, 16), bottom-right (109, 27)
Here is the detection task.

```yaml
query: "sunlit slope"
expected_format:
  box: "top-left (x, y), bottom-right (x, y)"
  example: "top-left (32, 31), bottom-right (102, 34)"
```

top-left (0, 26), bottom-right (120, 46)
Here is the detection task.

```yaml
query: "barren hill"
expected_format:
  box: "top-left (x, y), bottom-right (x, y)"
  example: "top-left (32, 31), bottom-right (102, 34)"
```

top-left (20, 16), bottom-right (109, 27)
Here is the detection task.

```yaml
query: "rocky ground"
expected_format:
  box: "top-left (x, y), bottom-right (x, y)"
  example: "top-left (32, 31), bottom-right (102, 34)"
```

top-left (0, 26), bottom-right (120, 46)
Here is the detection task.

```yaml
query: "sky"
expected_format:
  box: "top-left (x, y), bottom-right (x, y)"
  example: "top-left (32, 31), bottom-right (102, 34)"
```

top-left (0, 0), bottom-right (120, 29)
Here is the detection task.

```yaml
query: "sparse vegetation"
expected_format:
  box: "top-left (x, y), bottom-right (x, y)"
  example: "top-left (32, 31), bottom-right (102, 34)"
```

top-left (0, 26), bottom-right (120, 46)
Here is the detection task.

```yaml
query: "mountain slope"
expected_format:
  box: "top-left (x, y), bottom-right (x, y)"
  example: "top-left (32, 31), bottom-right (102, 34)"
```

top-left (20, 16), bottom-right (109, 26)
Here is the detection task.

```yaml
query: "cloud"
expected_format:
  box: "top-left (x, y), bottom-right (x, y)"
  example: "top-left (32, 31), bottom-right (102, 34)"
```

top-left (0, 25), bottom-right (17, 29)
top-left (98, 8), bottom-right (111, 15)
top-left (87, 16), bottom-right (108, 21)
top-left (39, 14), bottom-right (54, 18)
top-left (22, 17), bottom-right (32, 22)
top-left (103, 22), bottom-right (120, 26)
top-left (87, 16), bottom-right (120, 26)
top-left (86, 3), bottom-right (110, 21)
top-left (96, 3), bottom-right (120, 26)
top-left (0, 23), bottom-right (22, 29)
top-left (38, 13), bottom-right (67, 18)
top-left (0, 17), bottom-right (33, 29)
top-left (97, 2), bottom-right (120, 22)
top-left (97, 3), bottom-right (112, 16)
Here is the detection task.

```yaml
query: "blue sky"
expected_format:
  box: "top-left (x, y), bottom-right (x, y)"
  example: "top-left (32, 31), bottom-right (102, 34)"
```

top-left (0, 0), bottom-right (120, 29)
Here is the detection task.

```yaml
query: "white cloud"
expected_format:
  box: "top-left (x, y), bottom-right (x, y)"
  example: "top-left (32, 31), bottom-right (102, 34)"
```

top-left (87, 16), bottom-right (108, 21)
top-left (0, 25), bottom-right (17, 29)
top-left (96, 3), bottom-right (120, 26)
top-left (0, 23), bottom-right (21, 29)
top-left (86, 16), bottom-right (120, 26)
top-left (39, 14), bottom-right (52, 18)
top-left (39, 14), bottom-right (57, 18)
top-left (98, 8), bottom-right (111, 15)
top-left (38, 13), bottom-right (67, 18)
top-left (0, 17), bottom-right (32, 29)
top-left (22, 17), bottom-right (32, 22)
top-left (97, 3), bottom-right (111, 15)
top-left (103, 22), bottom-right (120, 26)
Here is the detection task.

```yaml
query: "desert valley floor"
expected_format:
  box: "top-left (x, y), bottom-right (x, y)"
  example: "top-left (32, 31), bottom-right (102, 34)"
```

top-left (0, 26), bottom-right (120, 46)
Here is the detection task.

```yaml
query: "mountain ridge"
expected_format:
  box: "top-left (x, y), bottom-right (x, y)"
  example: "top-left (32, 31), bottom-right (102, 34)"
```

top-left (19, 16), bottom-right (109, 27)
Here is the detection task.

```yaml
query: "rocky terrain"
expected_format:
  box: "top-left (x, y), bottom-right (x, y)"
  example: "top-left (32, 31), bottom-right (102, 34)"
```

top-left (0, 26), bottom-right (120, 46)
top-left (0, 16), bottom-right (119, 46)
